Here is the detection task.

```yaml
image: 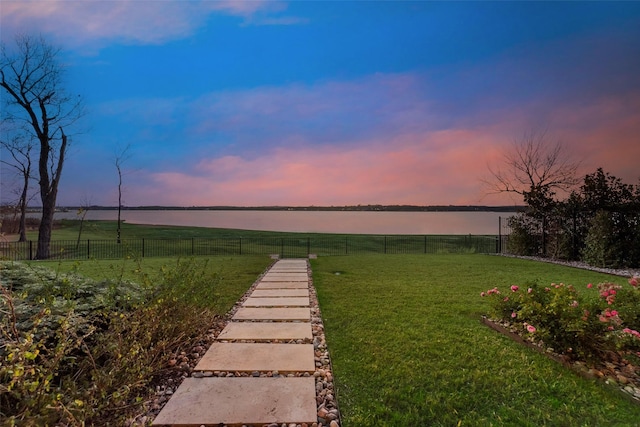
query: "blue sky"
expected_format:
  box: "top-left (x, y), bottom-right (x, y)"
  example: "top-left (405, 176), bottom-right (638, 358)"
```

top-left (1, 1), bottom-right (639, 207)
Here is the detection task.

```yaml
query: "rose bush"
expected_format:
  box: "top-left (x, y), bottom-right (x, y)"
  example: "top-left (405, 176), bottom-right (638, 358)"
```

top-left (482, 275), bottom-right (640, 362)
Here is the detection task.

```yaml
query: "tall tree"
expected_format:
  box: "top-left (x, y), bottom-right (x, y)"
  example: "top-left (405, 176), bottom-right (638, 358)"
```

top-left (0, 35), bottom-right (84, 258)
top-left (485, 129), bottom-right (581, 256)
top-left (114, 144), bottom-right (132, 244)
top-left (0, 123), bottom-right (34, 241)
top-left (485, 129), bottom-right (581, 209)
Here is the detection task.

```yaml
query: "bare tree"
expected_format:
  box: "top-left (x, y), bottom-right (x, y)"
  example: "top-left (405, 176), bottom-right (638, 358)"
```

top-left (114, 144), bottom-right (132, 244)
top-left (0, 124), bottom-right (35, 241)
top-left (485, 129), bottom-right (581, 209)
top-left (75, 193), bottom-right (93, 249)
top-left (1, 34), bottom-right (84, 258)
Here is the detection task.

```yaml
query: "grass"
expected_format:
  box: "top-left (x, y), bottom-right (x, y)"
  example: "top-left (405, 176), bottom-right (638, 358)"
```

top-left (311, 254), bottom-right (640, 426)
top-left (6, 220), bottom-right (497, 260)
top-left (30, 255), bottom-right (272, 314)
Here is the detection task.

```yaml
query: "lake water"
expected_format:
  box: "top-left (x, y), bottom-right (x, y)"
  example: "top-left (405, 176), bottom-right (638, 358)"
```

top-left (53, 209), bottom-right (515, 235)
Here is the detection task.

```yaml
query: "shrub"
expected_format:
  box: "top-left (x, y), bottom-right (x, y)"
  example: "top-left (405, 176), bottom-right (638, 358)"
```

top-left (482, 276), bottom-right (640, 362)
top-left (0, 258), bottom-right (221, 425)
top-left (506, 214), bottom-right (540, 256)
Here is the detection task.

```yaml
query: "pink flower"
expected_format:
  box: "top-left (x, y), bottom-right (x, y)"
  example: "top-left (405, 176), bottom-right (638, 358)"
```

top-left (570, 300), bottom-right (579, 308)
top-left (511, 312), bottom-right (517, 318)
top-left (480, 292), bottom-right (486, 297)
top-left (503, 297), bottom-right (509, 302)
top-left (525, 324), bottom-right (537, 333)
top-left (510, 285), bottom-right (519, 292)
top-left (610, 310), bottom-right (618, 317)
top-left (527, 288), bottom-right (533, 294)
top-left (623, 328), bottom-right (640, 339)
top-left (587, 283), bottom-right (593, 289)
top-left (629, 277), bottom-right (638, 287)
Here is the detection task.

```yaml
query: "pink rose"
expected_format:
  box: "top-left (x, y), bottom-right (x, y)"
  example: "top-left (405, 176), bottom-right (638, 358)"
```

top-left (511, 312), bottom-right (517, 318)
top-left (526, 324), bottom-right (536, 333)
top-left (510, 285), bottom-right (519, 292)
top-left (587, 283), bottom-right (593, 289)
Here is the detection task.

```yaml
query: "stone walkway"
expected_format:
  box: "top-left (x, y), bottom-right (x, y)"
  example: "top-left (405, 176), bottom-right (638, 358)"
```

top-left (153, 259), bottom-right (338, 427)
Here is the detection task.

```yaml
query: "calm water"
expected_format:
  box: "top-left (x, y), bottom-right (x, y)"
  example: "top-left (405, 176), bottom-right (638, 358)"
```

top-left (53, 210), bottom-right (515, 235)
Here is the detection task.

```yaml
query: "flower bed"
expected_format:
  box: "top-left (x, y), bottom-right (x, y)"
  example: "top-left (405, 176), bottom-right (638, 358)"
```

top-left (482, 276), bottom-right (640, 402)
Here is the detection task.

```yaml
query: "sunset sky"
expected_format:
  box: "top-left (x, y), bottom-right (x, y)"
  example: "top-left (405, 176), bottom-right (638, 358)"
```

top-left (1, 1), bottom-right (639, 207)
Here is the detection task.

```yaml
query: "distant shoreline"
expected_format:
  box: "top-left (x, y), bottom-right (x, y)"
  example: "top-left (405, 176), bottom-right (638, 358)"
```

top-left (43, 205), bottom-right (524, 213)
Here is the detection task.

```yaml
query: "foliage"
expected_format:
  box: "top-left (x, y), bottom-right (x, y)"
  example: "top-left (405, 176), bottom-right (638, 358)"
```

top-left (582, 210), bottom-right (620, 268)
top-left (505, 214), bottom-right (539, 256)
top-left (0, 256), bottom-right (270, 425)
top-left (504, 168), bottom-right (640, 267)
top-left (482, 276), bottom-right (640, 362)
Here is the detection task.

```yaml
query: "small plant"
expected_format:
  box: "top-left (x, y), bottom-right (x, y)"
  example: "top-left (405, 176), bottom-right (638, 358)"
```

top-left (482, 275), bottom-right (640, 362)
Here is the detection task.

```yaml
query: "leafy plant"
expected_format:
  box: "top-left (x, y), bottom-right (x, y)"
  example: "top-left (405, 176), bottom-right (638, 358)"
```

top-left (482, 275), bottom-right (640, 361)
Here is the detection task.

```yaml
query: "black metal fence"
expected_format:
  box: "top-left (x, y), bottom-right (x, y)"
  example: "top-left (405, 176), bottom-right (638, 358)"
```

top-left (0, 235), bottom-right (500, 261)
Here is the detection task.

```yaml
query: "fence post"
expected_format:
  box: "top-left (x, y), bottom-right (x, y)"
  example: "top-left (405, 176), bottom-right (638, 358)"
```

top-left (142, 238), bottom-right (145, 258)
top-left (345, 236), bottom-right (348, 255)
top-left (307, 237), bottom-right (310, 256)
top-left (281, 238), bottom-right (284, 258)
top-left (424, 235), bottom-right (427, 253)
top-left (192, 238), bottom-right (195, 255)
top-left (384, 236), bottom-right (387, 254)
top-left (498, 216), bottom-right (502, 253)
top-left (239, 237), bottom-right (242, 255)
top-left (29, 240), bottom-right (33, 260)
top-left (87, 239), bottom-right (90, 259)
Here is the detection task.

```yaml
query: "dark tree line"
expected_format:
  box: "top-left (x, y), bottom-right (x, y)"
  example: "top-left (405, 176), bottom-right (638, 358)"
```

top-left (506, 168), bottom-right (640, 268)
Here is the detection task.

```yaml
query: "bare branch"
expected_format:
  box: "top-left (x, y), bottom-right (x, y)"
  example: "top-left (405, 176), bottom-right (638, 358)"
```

top-left (484, 128), bottom-right (581, 203)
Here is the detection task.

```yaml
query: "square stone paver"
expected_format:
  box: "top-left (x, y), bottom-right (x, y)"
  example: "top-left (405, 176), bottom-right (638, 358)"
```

top-left (262, 274), bottom-right (308, 281)
top-left (233, 307), bottom-right (311, 321)
top-left (218, 322), bottom-right (312, 340)
top-left (195, 343), bottom-right (315, 372)
top-left (243, 297), bottom-right (309, 307)
top-left (256, 282), bottom-right (308, 289)
top-left (270, 266), bottom-right (307, 271)
top-left (152, 377), bottom-right (316, 426)
top-left (250, 289), bottom-right (309, 297)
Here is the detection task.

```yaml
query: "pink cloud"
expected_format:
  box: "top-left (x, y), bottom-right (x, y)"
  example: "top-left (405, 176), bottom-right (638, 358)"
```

top-left (1, 0), bottom-right (286, 49)
top-left (119, 87), bottom-right (640, 208)
top-left (124, 128), bottom-right (517, 207)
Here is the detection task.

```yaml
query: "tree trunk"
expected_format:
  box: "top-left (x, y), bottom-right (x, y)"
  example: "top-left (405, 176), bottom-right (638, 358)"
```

top-left (36, 201), bottom-right (55, 259)
top-left (18, 175), bottom-right (28, 242)
top-left (35, 129), bottom-right (66, 259)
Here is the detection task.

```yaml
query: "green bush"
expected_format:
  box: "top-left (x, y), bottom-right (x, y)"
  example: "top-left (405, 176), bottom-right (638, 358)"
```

top-left (506, 214), bottom-right (539, 256)
top-left (0, 259), bottom-right (222, 425)
top-left (482, 276), bottom-right (640, 362)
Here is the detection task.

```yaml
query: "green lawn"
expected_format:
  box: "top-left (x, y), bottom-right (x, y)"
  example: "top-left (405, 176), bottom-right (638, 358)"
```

top-left (30, 255), bottom-right (273, 314)
top-left (312, 254), bottom-right (640, 426)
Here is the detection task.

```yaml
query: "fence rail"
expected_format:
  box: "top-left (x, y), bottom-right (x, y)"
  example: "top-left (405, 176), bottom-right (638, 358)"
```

top-left (0, 235), bottom-right (501, 261)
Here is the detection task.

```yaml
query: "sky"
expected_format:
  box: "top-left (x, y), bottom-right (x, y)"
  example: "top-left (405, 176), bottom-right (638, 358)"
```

top-left (1, 0), bottom-right (640, 207)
